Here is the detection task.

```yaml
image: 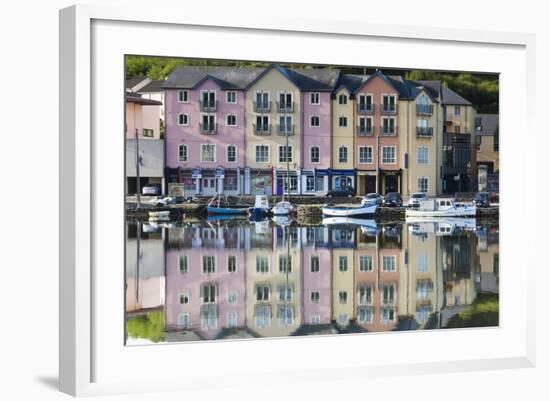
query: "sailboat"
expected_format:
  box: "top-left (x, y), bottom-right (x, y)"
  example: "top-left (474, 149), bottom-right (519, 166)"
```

top-left (249, 194), bottom-right (271, 218)
top-left (206, 193), bottom-right (248, 215)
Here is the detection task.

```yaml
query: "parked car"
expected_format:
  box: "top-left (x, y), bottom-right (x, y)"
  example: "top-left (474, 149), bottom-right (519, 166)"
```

top-left (142, 184), bottom-right (161, 195)
top-left (148, 196), bottom-right (173, 207)
top-left (473, 192), bottom-right (491, 208)
top-left (383, 192), bottom-right (403, 207)
top-left (326, 186), bottom-right (356, 197)
top-left (363, 193), bottom-right (383, 206)
top-left (407, 192), bottom-right (427, 208)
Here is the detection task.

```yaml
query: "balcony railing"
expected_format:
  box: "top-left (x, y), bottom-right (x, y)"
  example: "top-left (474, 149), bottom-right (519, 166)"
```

top-left (416, 127), bottom-right (433, 137)
top-left (277, 125), bottom-right (295, 136)
top-left (380, 126), bottom-right (398, 136)
top-left (380, 105), bottom-right (397, 115)
top-left (276, 101), bottom-right (294, 113)
top-left (253, 101), bottom-right (271, 113)
top-left (416, 104), bottom-right (434, 115)
top-left (199, 123), bottom-right (217, 134)
top-left (253, 124), bottom-right (271, 135)
top-left (357, 104), bottom-right (375, 114)
top-left (199, 100), bottom-right (217, 112)
top-left (357, 125), bottom-right (374, 136)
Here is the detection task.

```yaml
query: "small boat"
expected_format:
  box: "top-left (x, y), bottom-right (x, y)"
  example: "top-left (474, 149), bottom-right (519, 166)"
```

top-left (321, 202), bottom-right (377, 217)
top-left (249, 195), bottom-right (271, 217)
top-left (271, 201), bottom-right (294, 216)
top-left (206, 214), bottom-right (247, 222)
top-left (272, 214), bottom-right (292, 226)
top-left (206, 194), bottom-right (248, 215)
top-left (405, 198), bottom-right (476, 218)
top-left (322, 217), bottom-right (378, 234)
top-left (148, 210), bottom-right (171, 220)
top-left (406, 217), bottom-right (476, 235)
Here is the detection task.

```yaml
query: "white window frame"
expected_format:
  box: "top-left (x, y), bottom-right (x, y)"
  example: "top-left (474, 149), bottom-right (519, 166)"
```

top-left (256, 285), bottom-right (270, 302)
top-left (177, 113), bottom-right (189, 126)
top-left (201, 255), bottom-right (217, 274)
top-left (359, 255), bottom-right (373, 272)
top-left (200, 89), bottom-right (217, 105)
top-left (381, 93), bottom-right (397, 111)
top-left (226, 312), bottom-right (238, 328)
top-left (339, 116), bottom-right (348, 127)
top-left (417, 146), bottom-right (429, 164)
top-left (381, 116), bottom-right (396, 134)
top-left (358, 93), bottom-right (373, 109)
top-left (177, 89), bottom-right (189, 103)
top-left (226, 145), bottom-right (237, 163)
top-left (200, 144), bottom-right (216, 163)
top-left (418, 177), bottom-right (429, 193)
top-left (382, 255), bottom-right (396, 272)
top-left (226, 91), bottom-right (237, 104)
top-left (310, 146), bottom-right (320, 164)
top-left (255, 144), bottom-right (270, 164)
top-left (227, 291), bottom-right (238, 304)
top-left (310, 92), bottom-right (320, 105)
top-left (178, 292), bottom-right (190, 305)
top-left (338, 146), bottom-right (348, 164)
top-left (277, 91), bottom-right (294, 108)
top-left (226, 114), bottom-right (237, 127)
top-left (227, 255), bottom-right (237, 273)
top-left (255, 255), bottom-right (270, 273)
top-left (310, 291), bottom-right (320, 304)
top-left (381, 146), bottom-right (396, 164)
top-left (339, 255), bottom-right (348, 272)
top-left (177, 313), bottom-right (190, 328)
top-left (310, 254), bottom-right (320, 272)
top-left (310, 115), bottom-right (320, 127)
top-left (278, 144), bottom-right (293, 163)
top-left (338, 93), bottom-right (348, 105)
top-left (358, 146), bottom-right (373, 164)
top-left (178, 144), bottom-right (188, 162)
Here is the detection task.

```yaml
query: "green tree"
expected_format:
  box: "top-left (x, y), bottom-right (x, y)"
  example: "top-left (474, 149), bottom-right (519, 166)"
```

top-left (126, 311), bottom-right (165, 343)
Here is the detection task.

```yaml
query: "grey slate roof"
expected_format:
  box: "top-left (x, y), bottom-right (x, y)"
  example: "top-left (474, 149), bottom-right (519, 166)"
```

top-left (125, 76), bottom-right (149, 90)
top-left (286, 67), bottom-right (341, 91)
top-left (139, 80), bottom-right (165, 93)
top-left (163, 66), bottom-right (266, 89)
top-left (334, 74), bottom-right (368, 93)
top-left (414, 80), bottom-right (472, 105)
top-left (125, 92), bottom-right (162, 106)
top-left (475, 114), bottom-right (499, 136)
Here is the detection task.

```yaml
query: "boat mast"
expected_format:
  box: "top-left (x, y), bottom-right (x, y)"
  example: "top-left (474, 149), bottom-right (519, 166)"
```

top-left (284, 90), bottom-right (290, 203)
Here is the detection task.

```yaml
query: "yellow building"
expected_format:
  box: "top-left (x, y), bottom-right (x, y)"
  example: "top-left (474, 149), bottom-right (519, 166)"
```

top-left (475, 114), bottom-right (499, 173)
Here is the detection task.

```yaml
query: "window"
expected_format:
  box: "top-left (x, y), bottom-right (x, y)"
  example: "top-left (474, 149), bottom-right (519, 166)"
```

top-left (227, 312), bottom-right (238, 328)
top-left (278, 115), bottom-right (293, 135)
top-left (382, 255), bottom-right (396, 272)
top-left (226, 145), bottom-right (237, 163)
top-left (381, 307), bottom-right (396, 322)
top-left (143, 128), bottom-right (154, 137)
top-left (310, 255), bottom-right (320, 272)
top-left (200, 144), bottom-right (216, 162)
top-left (417, 147), bottom-right (429, 164)
top-left (255, 305), bottom-right (271, 327)
top-left (359, 255), bottom-right (373, 272)
top-left (454, 105), bottom-right (461, 116)
top-left (277, 305), bottom-right (294, 326)
top-left (338, 116), bottom-right (348, 127)
top-left (304, 176), bottom-right (314, 192)
top-left (358, 146), bottom-right (373, 164)
top-left (179, 255), bottom-right (188, 273)
top-left (278, 286), bottom-right (293, 301)
top-left (358, 307), bottom-right (374, 323)
top-left (226, 114), bottom-right (237, 126)
top-left (226, 91), bottom-right (236, 104)
top-left (310, 146), bottom-right (320, 163)
top-left (279, 255), bottom-right (292, 273)
top-left (381, 117), bottom-right (396, 134)
top-left (339, 255), bottom-right (348, 272)
top-left (338, 94), bottom-right (347, 104)
top-left (256, 255), bottom-right (269, 273)
top-left (310, 115), bottom-right (320, 127)
top-left (339, 291), bottom-right (348, 304)
top-left (201, 283), bottom-right (217, 304)
top-left (338, 314), bottom-right (348, 324)
top-left (178, 144), bottom-right (188, 162)
top-left (310, 92), bottom-right (320, 105)
top-left (177, 90), bottom-right (188, 103)
top-left (255, 115), bottom-right (270, 133)
top-left (179, 293), bottom-right (189, 305)
top-left (200, 304), bottom-right (217, 329)
top-left (310, 315), bottom-right (321, 325)
top-left (315, 176), bottom-right (324, 192)
top-left (227, 255), bottom-right (237, 272)
top-left (310, 291), bottom-right (320, 304)
top-left (278, 145), bottom-right (293, 163)
top-left (416, 280), bottom-right (433, 300)
top-left (202, 256), bottom-right (216, 273)
top-left (338, 146), bottom-right (348, 163)
top-left (178, 113), bottom-right (189, 126)
top-left (418, 177), bottom-right (428, 193)
top-left (417, 253), bottom-right (428, 272)
top-left (382, 94), bottom-right (396, 112)
top-left (358, 116), bottom-right (373, 134)
top-left (201, 91), bottom-right (216, 108)
top-left (382, 284), bottom-right (396, 305)
top-left (255, 145), bottom-right (269, 163)
top-left (382, 146), bottom-right (396, 164)
top-left (178, 313), bottom-right (190, 328)
top-left (227, 292), bottom-right (238, 304)
top-left (278, 92), bottom-right (293, 110)
top-left (256, 285), bottom-right (270, 301)
top-left (358, 94), bottom-right (373, 112)
top-left (358, 285), bottom-right (373, 305)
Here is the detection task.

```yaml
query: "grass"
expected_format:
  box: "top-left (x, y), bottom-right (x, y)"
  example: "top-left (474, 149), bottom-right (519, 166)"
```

top-left (126, 311), bottom-right (165, 343)
top-left (446, 293), bottom-right (499, 328)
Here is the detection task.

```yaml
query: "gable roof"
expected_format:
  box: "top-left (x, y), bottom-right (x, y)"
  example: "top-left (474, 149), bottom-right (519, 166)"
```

top-left (414, 80), bottom-right (472, 105)
top-left (475, 113), bottom-right (499, 136)
top-left (351, 71), bottom-right (412, 98)
top-left (126, 76), bottom-right (150, 90)
top-left (163, 66), bottom-right (265, 90)
top-left (138, 80), bottom-right (165, 93)
top-left (125, 92), bottom-right (162, 106)
top-left (334, 74), bottom-right (368, 94)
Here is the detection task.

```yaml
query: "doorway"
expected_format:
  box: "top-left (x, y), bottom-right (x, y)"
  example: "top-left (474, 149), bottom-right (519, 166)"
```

top-left (202, 177), bottom-right (216, 195)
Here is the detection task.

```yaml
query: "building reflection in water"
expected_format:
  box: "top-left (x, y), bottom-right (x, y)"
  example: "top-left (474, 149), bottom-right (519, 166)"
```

top-left (125, 218), bottom-right (499, 344)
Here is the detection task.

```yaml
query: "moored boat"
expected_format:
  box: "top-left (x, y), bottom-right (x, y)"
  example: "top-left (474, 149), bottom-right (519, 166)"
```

top-left (321, 202), bottom-right (377, 217)
top-left (249, 195), bottom-right (271, 217)
top-left (405, 198), bottom-right (476, 218)
top-left (207, 193), bottom-right (248, 215)
top-left (271, 201), bottom-right (294, 216)
top-left (148, 210), bottom-right (171, 220)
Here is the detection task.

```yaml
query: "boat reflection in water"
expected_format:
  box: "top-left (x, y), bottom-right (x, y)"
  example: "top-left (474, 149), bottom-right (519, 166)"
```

top-left (125, 217), bottom-right (499, 344)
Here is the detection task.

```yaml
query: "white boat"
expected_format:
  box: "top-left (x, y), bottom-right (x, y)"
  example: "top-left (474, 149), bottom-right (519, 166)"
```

top-left (322, 217), bottom-right (378, 234)
top-left (249, 195), bottom-right (271, 216)
top-left (271, 201), bottom-right (294, 216)
top-left (321, 202), bottom-right (377, 217)
top-left (272, 214), bottom-right (292, 226)
top-left (405, 198), bottom-right (476, 218)
top-left (407, 217), bottom-right (476, 236)
top-left (148, 210), bottom-right (171, 220)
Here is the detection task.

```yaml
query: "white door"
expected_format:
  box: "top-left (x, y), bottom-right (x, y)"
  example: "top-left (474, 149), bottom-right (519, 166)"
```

top-left (202, 178), bottom-right (216, 195)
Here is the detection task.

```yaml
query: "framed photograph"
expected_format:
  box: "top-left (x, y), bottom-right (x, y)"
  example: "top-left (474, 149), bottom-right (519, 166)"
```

top-left (60, 4), bottom-right (536, 397)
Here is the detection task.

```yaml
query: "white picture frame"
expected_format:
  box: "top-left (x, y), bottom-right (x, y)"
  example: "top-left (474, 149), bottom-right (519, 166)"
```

top-left (59, 3), bottom-right (536, 397)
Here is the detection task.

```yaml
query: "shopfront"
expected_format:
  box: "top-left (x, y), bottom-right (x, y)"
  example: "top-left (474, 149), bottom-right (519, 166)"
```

top-left (330, 169), bottom-right (356, 191)
top-left (274, 169), bottom-right (300, 195)
top-left (301, 169), bottom-right (329, 195)
top-left (248, 169), bottom-right (273, 195)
